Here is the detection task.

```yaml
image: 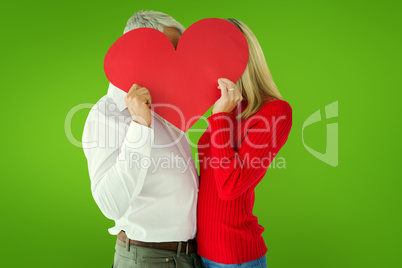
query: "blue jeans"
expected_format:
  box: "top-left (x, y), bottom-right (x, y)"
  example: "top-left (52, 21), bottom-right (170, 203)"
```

top-left (200, 255), bottom-right (267, 268)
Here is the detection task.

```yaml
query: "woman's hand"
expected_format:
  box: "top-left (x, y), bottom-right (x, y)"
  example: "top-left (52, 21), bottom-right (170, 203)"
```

top-left (212, 78), bottom-right (243, 115)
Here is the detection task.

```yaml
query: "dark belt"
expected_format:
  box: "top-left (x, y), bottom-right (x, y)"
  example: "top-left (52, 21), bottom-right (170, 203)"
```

top-left (117, 231), bottom-right (197, 254)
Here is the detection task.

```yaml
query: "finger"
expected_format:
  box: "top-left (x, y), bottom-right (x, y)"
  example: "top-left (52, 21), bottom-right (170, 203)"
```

top-left (220, 78), bottom-right (234, 86)
top-left (127, 86), bottom-right (144, 99)
top-left (142, 88), bottom-right (152, 104)
top-left (221, 78), bottom-right (241, 100)
top-left (220, 78), bottom-right (236, 92)
top-left (139, 96), bottom-right (150, 107)
top-left (129, 83), bottom-right (141, 92)
top-left (220, 78), bottom-right (235, 90)
top-left (218, 79), bottom-right (228, 99)
top-left (147, 95), bottom-right (152, 107)
top-left (135, 89), bottom-right (152, 107)
top-left (138, 92), bottom-right (152, 105)
top-left (144, 92), bottom-right (152, 107)
top-left (133, 88), bottom-right (149, 98)
top-left (220, 78), bottom-right (234, 100)
top-left (134, 87), bottom-right (148, 94)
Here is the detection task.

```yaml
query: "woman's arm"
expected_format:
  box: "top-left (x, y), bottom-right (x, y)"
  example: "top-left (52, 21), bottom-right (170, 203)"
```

top-left (207, 100), bottom-right (292, 200)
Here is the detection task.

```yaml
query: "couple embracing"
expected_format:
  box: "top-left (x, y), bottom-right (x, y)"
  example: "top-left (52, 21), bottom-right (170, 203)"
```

top-left (83, 10), bottom-right (292, 268)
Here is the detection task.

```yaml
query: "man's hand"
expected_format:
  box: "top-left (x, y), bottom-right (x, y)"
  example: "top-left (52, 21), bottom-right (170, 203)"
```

top-left (124, 84), bottom-right (152, 127)
top-left (212, 78), bottom-right (243, 114)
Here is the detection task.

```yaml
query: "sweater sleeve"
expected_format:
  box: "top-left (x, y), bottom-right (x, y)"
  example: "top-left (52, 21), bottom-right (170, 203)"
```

top-left (207, 100), bottom-right (292, 200)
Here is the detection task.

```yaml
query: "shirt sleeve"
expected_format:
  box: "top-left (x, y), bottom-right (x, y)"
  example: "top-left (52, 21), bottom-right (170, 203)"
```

top-left (82, 112), bottom-right (154, 220)
top-left (207, 100), bottom-right (292, 200)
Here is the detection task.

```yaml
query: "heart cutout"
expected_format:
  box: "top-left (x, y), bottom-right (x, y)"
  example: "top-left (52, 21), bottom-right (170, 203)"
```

top-left (104, 18), bottom-right (249, 131)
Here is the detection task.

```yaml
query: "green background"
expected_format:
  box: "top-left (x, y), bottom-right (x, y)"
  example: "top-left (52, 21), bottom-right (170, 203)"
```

top-left (1, 0), bottom-right (401, 267)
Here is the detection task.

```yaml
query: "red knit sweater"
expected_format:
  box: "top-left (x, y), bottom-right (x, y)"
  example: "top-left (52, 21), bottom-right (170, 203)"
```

top-left (196, 98), bottom-right (292, 264)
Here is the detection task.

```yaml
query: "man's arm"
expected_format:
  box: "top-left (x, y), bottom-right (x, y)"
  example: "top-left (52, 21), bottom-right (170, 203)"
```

top-left (83, 117), bottom-right (153, 220)
top-left (82, 84), bottom-right (153, 220)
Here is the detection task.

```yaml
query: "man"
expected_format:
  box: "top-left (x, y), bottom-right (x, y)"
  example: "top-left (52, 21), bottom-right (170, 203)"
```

top-left (82, 10), bottom-right (200, 267)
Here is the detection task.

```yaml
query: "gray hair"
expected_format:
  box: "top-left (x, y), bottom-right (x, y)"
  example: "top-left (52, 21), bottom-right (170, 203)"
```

top-left (123, 10), bottom-right (185, 34)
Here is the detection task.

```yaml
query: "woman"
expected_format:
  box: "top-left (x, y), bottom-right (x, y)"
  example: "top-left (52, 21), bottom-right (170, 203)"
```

top-left (196, 18), bottom-right (292, 267)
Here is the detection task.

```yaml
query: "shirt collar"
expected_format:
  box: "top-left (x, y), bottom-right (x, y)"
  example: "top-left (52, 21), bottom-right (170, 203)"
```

top-left (107, 83), bottom-right (128, 112)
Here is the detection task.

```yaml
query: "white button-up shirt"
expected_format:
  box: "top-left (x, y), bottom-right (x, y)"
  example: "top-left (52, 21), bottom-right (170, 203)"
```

top-left (82, 83), bottom-right (199, 242)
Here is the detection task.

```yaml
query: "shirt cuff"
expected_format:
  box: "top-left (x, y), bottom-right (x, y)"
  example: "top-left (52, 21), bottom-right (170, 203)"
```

top-left (124, 120), bottom-right (155, 151)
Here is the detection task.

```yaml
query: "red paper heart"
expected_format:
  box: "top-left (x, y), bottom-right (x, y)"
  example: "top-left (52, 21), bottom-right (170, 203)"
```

top-left (104, 18), bottom-right (249, 131)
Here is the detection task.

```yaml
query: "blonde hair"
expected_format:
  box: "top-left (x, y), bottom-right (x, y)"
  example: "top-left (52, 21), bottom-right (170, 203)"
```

top-left (225, 18), bottom-right (284, 119)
